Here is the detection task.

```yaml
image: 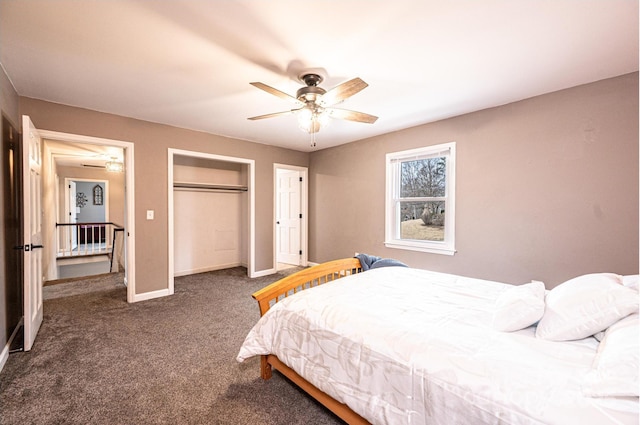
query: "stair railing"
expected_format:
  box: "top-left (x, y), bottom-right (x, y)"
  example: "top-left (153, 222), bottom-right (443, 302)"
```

top-left (56, 222), bottom-right (124, 259)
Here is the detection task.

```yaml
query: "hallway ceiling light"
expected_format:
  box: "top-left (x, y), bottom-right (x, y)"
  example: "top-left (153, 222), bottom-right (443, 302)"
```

top-left (105, 159), bottom-right (124, 172)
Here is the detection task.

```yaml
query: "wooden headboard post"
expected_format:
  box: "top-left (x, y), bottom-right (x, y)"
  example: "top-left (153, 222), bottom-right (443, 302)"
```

top-left (251, 257), bottom-right (363, 317)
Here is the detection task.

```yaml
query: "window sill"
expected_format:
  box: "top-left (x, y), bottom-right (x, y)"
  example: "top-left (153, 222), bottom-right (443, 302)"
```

top-left (384, 240), bottom-right (456, 256)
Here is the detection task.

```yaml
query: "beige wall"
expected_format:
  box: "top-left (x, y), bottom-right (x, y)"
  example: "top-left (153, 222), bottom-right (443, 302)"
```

top-left (309, 73), bottom-right (639, 288)
top-left (20, 98), bottom-right (309, 294)
top-left (1, 68), bottom-right (19, 127)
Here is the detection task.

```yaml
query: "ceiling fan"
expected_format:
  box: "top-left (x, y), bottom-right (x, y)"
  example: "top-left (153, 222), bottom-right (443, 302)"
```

top-left (248, 72), bottom-right (378, 134)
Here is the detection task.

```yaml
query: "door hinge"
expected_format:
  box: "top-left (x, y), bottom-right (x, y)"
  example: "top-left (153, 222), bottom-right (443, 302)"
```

top-left (299, 250), bottom-right (302, 255)
top-left (299, 213), bottom-right (302, 219)
top-left (299, 176), bottom-right (303, 182)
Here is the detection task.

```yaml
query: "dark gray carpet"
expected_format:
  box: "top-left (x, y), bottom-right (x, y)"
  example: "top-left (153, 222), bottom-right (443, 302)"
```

top-left (0, 267), bottom-right (344, 425)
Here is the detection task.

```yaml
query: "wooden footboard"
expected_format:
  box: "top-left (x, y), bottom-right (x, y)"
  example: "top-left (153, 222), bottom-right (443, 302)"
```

top-left (251, 257), bottom-right (369, 424)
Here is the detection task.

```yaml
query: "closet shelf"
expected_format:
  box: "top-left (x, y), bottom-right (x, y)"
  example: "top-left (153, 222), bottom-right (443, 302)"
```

top-left (173, 182), bottom-right (248, 192)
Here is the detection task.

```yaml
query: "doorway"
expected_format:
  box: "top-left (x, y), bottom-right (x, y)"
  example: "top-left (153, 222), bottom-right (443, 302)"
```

top-left (1, 115), bottom-right (23, 358)
top-left (274, 164), bottom-right (308, 270)
top-left (38, 128), bottom-right (136, 302)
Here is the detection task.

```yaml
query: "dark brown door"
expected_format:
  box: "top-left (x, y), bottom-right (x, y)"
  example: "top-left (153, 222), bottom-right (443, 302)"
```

top-left (2, 115), bottom-right (23, 349)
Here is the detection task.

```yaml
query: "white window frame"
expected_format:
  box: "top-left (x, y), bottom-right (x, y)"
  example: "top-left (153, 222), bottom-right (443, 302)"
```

top-left (385, 142), bottom-right (456, 255)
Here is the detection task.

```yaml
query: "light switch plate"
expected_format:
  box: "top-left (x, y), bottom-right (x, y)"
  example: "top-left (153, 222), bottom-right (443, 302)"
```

top-left (146, 210), bottom-right (154, 220)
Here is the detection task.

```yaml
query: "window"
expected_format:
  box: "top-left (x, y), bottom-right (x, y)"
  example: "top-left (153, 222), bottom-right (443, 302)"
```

top-left (385, 142), bottom-right (456, 255)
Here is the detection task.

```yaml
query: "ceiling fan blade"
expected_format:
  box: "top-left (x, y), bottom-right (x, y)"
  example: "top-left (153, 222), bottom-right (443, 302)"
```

top-left (250, 82), bottom-right (302, 105)
top-left (328, 108), bottom-right (378, 124)
top-left (247, 110), bottom-right (296, 120)
top-left (320, 78), bottom-right (368, 106)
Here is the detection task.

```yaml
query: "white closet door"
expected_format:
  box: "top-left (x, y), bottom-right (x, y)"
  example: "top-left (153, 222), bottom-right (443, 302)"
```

top-left (276, 170), bottom-right (301, 265)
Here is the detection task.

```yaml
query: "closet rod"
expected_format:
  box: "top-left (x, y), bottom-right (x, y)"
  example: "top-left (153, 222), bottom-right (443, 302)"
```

top-left (173, 182), bottom-right (248, 192)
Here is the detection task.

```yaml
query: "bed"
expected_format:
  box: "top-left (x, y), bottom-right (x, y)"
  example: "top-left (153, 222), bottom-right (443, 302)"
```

top-left (237, 258), bottom-right (639, 424)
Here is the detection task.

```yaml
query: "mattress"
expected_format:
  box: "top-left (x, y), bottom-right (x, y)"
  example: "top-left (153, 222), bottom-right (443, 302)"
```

top-left (237, 267), bottom-right (639, 424)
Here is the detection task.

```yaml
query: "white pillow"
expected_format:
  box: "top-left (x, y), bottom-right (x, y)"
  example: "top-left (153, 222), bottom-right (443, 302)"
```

top-left (592, 274), bottom-right (639, 342)
top-left (492, 281), bottom-right (545, 332)
top-left (535, 273), bottom-right (638, 341)
top-left (583, 313), bottom-right (639, 397)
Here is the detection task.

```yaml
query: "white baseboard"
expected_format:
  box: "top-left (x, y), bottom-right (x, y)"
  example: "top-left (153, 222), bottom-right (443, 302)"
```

top-left (132, 288), bottom-right (171, 303)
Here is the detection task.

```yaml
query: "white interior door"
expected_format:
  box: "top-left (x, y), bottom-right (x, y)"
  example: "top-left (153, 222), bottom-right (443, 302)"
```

top-left (22, 115), bottom-right (44, 351)
top-left (65, 180), bottom-right (78, 251)
top-left (276, 169), bottom-right (301, 265)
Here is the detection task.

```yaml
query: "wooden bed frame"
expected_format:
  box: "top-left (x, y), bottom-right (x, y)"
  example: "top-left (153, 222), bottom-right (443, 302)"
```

top-left (251, 258), bottom-right (370, 424)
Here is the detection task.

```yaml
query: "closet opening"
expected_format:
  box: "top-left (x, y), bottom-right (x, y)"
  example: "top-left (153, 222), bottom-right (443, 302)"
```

top-left (167, 149), bottom-right (255, 293)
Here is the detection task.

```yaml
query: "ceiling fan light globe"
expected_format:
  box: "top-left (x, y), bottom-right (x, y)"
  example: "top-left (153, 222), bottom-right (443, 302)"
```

top-left (297, 107), bottom-right (313, 123)
top-left (306, 120), bottom-right (321, 133)
top-left (317, 110), bottom-right (331, 127)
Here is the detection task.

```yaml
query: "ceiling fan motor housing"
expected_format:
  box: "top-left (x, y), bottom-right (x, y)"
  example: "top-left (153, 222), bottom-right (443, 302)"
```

top-left (300, 73), bottom-right (323, 86)
top-left (297, 73), bottom-right (326, 102)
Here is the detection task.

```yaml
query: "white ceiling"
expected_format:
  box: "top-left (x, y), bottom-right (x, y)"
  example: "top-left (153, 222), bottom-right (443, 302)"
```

top-left (1, 0), bottom-right (638, 153)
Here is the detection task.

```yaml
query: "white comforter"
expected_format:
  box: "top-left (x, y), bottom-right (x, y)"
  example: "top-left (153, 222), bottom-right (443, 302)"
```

top-left (237, 267), bottom-right (639, 425)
